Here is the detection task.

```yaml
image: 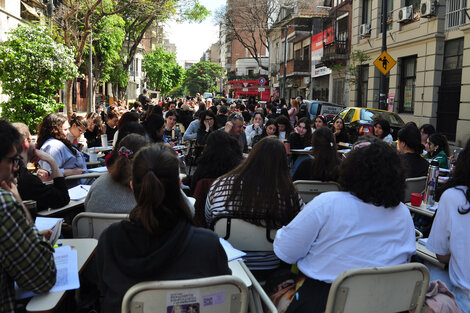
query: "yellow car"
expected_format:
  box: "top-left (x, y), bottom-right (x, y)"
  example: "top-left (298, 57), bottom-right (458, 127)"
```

top-left (334, 107), bottom-right (405, 143)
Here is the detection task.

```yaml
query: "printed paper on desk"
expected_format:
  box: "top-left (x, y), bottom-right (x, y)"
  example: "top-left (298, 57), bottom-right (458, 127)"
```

top-left (87, 166), bottom-right (108, 173)
top-left (68, 185), bottom-right (91, 200)
top-left (35, 217), bottom-right (62, 232)
top-left (219, 238), bottom-right (246, 261)
top-left (15, 246), bottom-right (80, 299)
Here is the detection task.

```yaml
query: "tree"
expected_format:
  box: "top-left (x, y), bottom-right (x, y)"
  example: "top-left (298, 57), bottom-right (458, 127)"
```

top-left (0, 25), bottom-right (78, 131)
top-left (143, 46), bottom-right (184, 96)
top-left (183, 62), bottom-right (224, 95)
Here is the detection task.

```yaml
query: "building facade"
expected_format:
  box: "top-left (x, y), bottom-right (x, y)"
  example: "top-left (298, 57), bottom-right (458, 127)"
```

top-left (350, 0), bottom-right (469, 143)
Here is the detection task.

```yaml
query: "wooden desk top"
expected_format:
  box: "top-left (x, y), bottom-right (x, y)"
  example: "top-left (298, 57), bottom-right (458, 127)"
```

top-left (37, 199), bottom-right (85, 217)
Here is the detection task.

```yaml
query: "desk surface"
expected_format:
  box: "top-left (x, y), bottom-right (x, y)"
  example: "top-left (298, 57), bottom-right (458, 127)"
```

top-left (416, 241), bottom-right (445, 269)
top-left (37, 199), bottom-right (85, 217)
top-left (26, 238), bottom-right (98, 313)
top-left (406, 202), bottom-right (436, 217)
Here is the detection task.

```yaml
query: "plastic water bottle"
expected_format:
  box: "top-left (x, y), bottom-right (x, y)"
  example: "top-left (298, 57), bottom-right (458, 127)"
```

top-left (424, 160), bottom-right (439, 205)
top-left (175, 125), bottom-right (182, 145)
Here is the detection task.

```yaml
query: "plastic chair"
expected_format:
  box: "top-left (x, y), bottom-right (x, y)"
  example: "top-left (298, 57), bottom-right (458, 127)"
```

top-left (121, 275), bottom-right (249, 313)
top-left (210, 215), bottom-right (277, 251)
top-left (293, 180), bottom-right (341, 203)
top-left (404, 176), bottom-right (427, 203)
top-left (72, 212), bottom-right (128, 239)
top-left (324, 263), bottom-right (430, 313)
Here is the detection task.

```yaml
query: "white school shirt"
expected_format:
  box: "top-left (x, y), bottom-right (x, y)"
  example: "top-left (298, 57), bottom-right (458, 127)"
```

top-left (427, 186), bottom-right (470, 290)
top-left (274, 191), bottom-right (416, 283)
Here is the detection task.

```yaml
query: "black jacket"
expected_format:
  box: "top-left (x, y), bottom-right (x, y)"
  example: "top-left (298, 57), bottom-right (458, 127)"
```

top-left (96, 219), bottom-right (231, 312)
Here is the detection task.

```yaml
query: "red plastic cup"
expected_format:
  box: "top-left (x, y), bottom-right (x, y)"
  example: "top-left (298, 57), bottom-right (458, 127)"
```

top-left (410, 193), bottom-right (423, 207)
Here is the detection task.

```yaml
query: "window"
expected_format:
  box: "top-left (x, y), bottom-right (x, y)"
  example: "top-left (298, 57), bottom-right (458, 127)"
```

top-left (303, 46), bottom-right (309, 60)
top-left (405, 0), bottom-right (420, 11)
top-left (399, 56), bottom-right (417, 113)
top-left (343, 109), bottom-right (356, 123)
top-left (381, 0), bottom-right (393, 32)
top-left (362, 0), bottom-right (372, 25)
top-left (358, 65), bottom-right (369, 107)
top-left (445, 0), bottom-right (467, 30)
top-left (443, 38), bottom-right (464, 70)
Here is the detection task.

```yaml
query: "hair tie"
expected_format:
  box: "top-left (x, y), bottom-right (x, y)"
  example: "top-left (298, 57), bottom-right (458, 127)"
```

top-left (118, 146), bottom-right (134, 159)
top-left (330, 142), bottom-right (334, 147)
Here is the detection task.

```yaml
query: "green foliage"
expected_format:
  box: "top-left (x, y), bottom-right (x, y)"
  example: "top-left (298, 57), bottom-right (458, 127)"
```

top-left (332, 50), bottom-right (371, 86)
top-left (179, 1), bottom-right (211, 23)
top-left (183, 62), bottom-right (224, 95)
top-left (143, 46), bottom-right (184, 96)
top-left (0, 25), bottom-right (78, 131)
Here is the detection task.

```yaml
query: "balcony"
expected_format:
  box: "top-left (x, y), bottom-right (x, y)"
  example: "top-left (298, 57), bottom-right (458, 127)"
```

top-left (280, 59), bottom-right (310, 76)
top-left (321, 40), bottom-right (349, 66)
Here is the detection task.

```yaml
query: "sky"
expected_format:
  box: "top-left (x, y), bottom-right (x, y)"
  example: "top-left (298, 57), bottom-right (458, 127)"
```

top-left (166, 0), bottom-right (223, 65)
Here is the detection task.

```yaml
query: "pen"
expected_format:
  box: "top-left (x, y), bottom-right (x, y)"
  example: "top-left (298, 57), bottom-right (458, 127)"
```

top-left (53, 243), bottom-right (63, 248)
top-left (80, 186), bottom-right (88, 192)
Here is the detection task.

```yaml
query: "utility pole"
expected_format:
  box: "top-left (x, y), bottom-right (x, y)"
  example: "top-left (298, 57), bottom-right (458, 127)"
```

top-left (88, 30), bottom-right (93, 113)
top-left (282, 25), bottom-right (289, 101)
top-left (379, 0), bottom-right (388, 110)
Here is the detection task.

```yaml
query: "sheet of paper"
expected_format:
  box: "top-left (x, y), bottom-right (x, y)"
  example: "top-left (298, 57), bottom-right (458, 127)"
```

top-left (87, 166), bottom-right (108, 173)
top-left (68, 185), bottom-right (91, 201)
top-left (15, 246), bottom-right (80, 299)
top-left (219, 238), bottom-right (246, 261)
top-left (35, 217), bottom-right (63, 232)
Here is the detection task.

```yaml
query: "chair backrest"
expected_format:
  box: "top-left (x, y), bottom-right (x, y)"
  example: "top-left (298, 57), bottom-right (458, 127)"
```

top-left (121, 275), bottom-right (248, 313)
top-left (211, 215), bottom-right (276, 251)
top-left (324, 263), bottom-right (429, 313)
top-left (72, 212), bottom-right (128, 239)
top-left (404, 176), bottom-right (427, 203)
top-left (293, 180), bottom-right (341, 203)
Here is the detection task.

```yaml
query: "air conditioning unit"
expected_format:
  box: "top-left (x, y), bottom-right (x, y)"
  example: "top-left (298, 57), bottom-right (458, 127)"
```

top-left (359, 24), bottom-right (371, 36)
top-left (398, 6), bottom-right (413, 22)
top-left (421, 0), bottom-right (436, 17)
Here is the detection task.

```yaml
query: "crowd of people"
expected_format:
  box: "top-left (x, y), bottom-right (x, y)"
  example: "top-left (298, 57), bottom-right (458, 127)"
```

top-left (0, 91), bottom-right (469, 313)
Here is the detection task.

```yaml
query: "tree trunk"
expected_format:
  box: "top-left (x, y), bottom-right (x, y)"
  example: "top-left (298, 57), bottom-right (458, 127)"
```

top-left (65, 79), bottom-right (74, 120)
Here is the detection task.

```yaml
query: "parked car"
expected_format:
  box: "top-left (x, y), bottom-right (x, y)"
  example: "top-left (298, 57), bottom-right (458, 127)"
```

top-left (334, 107), bottom-right (405, 143)
top-left (302, 100), bottom-right (346, 123)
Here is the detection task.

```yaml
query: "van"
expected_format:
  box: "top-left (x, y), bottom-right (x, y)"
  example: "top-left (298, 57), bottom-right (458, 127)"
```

top-left (302, 100), bottom-right (346, 122)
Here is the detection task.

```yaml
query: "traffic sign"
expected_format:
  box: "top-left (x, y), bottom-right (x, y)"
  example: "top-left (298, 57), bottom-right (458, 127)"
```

top-left (373, 51), bottom-right (396, 75)
top-left (258, 77), bottom-right (266, 85)
top-left (258, 87), bottom-right (265, 92)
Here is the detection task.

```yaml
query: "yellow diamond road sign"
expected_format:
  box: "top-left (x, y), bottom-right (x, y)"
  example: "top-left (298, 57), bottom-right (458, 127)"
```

top-left (373, 51), bottom-right (396, 75)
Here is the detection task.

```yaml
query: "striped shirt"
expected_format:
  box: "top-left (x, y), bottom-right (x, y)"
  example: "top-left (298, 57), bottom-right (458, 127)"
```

top-left (0, 189), bottom-right (56, 312)
top-left (205, 175), bottom-right (303, 270)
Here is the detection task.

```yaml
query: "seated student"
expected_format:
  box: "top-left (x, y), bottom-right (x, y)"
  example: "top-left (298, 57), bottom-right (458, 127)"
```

top-left (288, 117), bottom-right (312, 149)
top-left (96, 143), bottom-right (230, 312)
top-left (427, 139), bottom-right (470, 313)
top-left (0, 120), bottom-right (56, 312)
top-left (36, 113), bottom-right (87, 181)
top-left (373, 118), bottom-right (393, 143)
top-left (13, 123), bottom-right (70, 213)
top-left (420, 123), bottom-right (435, 146)
top-left (397, 125), bottom-right (429, 178)
top-left (251, 119), bottom-right (279, 147)
top-left (196, 110), bottom-right (217, 146)
top-left (85, 134), bottom-right (148, 214)
top-left (162, 110), bottom-right (179, 146)
top-left (206, 137), bottom-right (303, 270)
top-left (276, 115), bottom-right (294, 141)
top-left (292, 127), bottom-right (340, 182)
top-left (425, 133), bottom-right (450, 169)
top-left (143, 113), bottom-right (165, 144)
top-left (313, 115), bottom-right (326, 131)
top-left (245, 111), bottom-right (265, 147)
top-left (105, 110), bottom-right (119, 141)
top-left (112, 111), bottom-right (140, 147)
top-left (84, 112), bottom-right (105, 148)
top-left (330, 117), bottom-right (349, 143)
top-left (222, 113), bottom-right (249, 153)
top-left (273, 139), bottom-right (415, 313)
top-left (66, 114), bottom-right (88, 152)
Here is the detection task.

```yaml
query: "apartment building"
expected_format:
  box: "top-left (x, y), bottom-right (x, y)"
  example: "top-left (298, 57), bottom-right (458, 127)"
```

top-left (351, 0), bottom-right (469, 143)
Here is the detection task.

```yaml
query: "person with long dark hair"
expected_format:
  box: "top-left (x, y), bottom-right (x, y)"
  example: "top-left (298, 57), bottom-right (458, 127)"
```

top-left (330, 117), bottom-right (349, 143)
top-left (397, 125), bottom-right (429, 178)
top-left (274, 139), bottom-right (415, 313)
top-left (96, 143), bottom-right (230, 312)
top-left (276, 115), bottom-right (294, 140)
top-left (419, 123), bottom-right (435, 145)
top-left (427, 138), bottom-right (470, 313)
top-left (373, 118), bottom-right (393, 143)
top-left (36, 113), bottom-right (86, 179)
top-left (292, 127), bottom-right (340, 182)
top-left (84, 112), bottom-right (105, 148)
top-left (251, 119), bottom-right (279, 147)
top-left (313, 115), bottom-right (326, 131)
top-left (67, 114), bottom-right (88, 151)
top-left (289, 117), bottom-right (312, 149)
top-left (206, 137), bottom-right (303, 270)
top-left (425, 133), bottom-right (450, 169)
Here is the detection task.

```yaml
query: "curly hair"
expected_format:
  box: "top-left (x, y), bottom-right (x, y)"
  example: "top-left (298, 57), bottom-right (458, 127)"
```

top-left (36, 113), bottom-right (77, 156)
top-left (339, 139), bottom-right (406, 207)
top-left (436, 138), bottom-right (470, 214)
top-left (276, 115), bottom-right (294, 137)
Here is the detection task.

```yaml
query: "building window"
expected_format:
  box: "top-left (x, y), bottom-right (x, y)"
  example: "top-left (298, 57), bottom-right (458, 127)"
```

top-left (399, 56), bottom-right (417, 113)
top-left (405, 0), bottom-right (420, 11)
top-left (446, 0), bottom-right (467, 30)
top-left (443, 38), bottom-right (464, 71)
top-left (381, 0), bottom-right (393, 32)
top-left (362, 0), bottom-right (372, 25)
top-left (303, 46), bottom-right (309, 61)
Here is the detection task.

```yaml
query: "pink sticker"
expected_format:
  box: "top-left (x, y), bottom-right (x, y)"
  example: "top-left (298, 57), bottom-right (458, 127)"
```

top-left (202, 291), bottom-right (225, 307)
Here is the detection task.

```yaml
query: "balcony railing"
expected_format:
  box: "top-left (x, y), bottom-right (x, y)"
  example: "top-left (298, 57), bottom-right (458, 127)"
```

top-left (280, 59), bottom-right (310, 76)
top-left (322, 40), bottom-right (349, 63)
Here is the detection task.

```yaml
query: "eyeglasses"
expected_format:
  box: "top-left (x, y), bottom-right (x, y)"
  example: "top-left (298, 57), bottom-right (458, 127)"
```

top-left (1, 155), bottom-right (21, 166)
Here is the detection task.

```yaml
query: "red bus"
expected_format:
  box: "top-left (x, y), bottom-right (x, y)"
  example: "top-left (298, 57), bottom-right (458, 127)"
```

top-left (226, 80), bottom-right (270, 102)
